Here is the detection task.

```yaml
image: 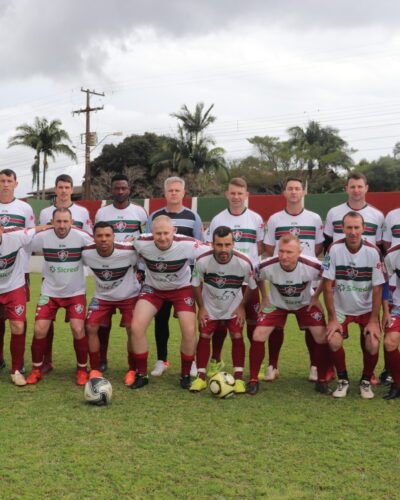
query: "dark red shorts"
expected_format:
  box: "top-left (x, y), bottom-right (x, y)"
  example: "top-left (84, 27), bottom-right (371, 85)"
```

top-left (138, 285), bottom-right (196, 313)
top-left (199, 318), bottom-right (243, 335)
top-left (0, 286), bottom-right (27, 321)
top-left (337, 312), bottom-right (372, 338)
top-left (86, 297), bottom-right (137, 327)
top-left (35, 295), bottom-right (86, 321)
top-left (256, 305), bottom-right (326, 329)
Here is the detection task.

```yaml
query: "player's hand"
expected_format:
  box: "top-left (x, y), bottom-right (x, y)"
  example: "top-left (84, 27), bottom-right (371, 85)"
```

top-left (198, 307), bottom-right (209, 328)
top-left (260, 297), bottom-right (272, 312)
top-left (382, 311), bottom-right (391, 329)
top-left (307, 294), bottom-right (323, 312)
top-left (233, 305), bottom-right (246, 326)
top-left (326, 320), bottom-right (342, 341)
top-left (364, 321), bottom-right (381, 341)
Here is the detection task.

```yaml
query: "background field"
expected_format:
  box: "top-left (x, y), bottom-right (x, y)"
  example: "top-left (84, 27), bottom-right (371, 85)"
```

top-left (1, 274), bottom-right (400, 500)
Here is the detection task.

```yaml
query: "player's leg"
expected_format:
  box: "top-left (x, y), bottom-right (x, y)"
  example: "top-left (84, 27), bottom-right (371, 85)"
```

top-left (70, 318), bottom-right (89, 385)
top-left (359, 330), bottom-right (378, 385)
top-left (208, 326), bottom-right (227, 376)
top-left (228, 318), bottom-right (246, 394)
top-left (85, 322), bottom-right (102, 376)
top-left (98, 324), bottom-right (111, 372)
top-left (307, 326), bottom-right (332, 395)
top-left (27, 318), bottom-right (53, 384)
top-left (328, 326), bottom-right (349, 398)
top-left (383, 329), bottom-right (400, 399)
top-left (359, 320), bottom-right (380, 399)
top-left (176, 310), bottom-right (197, 389)
top-left (245, 287), bottom-right (266, 381)
top-left (120, 297), bottom-right (137, 386)
top-left (9, 320), bottom-right (26, 386)
top-left (190, 322), bottom-right (215, 393)
top-left (152, 301), bottom-right (172, 376)
top-left (266, 328), bottom-right (283, 381)
top-left (247, 325), bottom-right (275, 395)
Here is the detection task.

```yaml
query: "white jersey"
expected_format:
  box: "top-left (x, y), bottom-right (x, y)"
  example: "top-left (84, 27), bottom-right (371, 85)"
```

top-left (206, 208), bottom-right (264, 262)
top-left (324, 202), bottom-right (384, 244)
top-left (322, 239), bottom-right (385, 316)
top-left (382, 208), bottom-right (400, 245)
top-left (0, 228), bottom-right (35, 293)
top-left (39, 203), bottom-right (93, 234)
top-left (95, 202), bottom-right (148, 242)
top-left (31, 227), bottom-right (93, 298)
top-left (384, 244), bottom-right (400, 307)
top-left (0, 198), bottom-right (35, 273)
top-left (259, 255), bottom-right (322, 311)
top-left (192, 250), bottom-right (257, 320)
top-left (82, 243), bottom-right (140, 301)
top-left (132, 234), bottom-right (208, 290)
top-left (264, 208), bottom-right (324, 257)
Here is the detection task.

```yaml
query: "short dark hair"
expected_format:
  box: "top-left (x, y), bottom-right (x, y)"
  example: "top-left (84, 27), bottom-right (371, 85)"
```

top-left (111, 174), bottom-right (129, 184)
top-left (346, 172), bottom-right (367, 185)
top-left (52, 207), bottom-right (72, 219)
top-left (212, 225), bottom-right (233, 242)
top-left (284, 178), bottom-right (304, 190)
top-left (342, 211), bottom-right (364, 226)
top-left (0, 169), bottom-right (17, 180)
top-left (93, 221), bottom-right (115, 234)
top-left (55, 174), bottom-right (73, 187)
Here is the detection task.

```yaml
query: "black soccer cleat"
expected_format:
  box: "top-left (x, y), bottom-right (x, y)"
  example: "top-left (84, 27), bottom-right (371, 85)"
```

top-left (383, 383), bottom-right (400, 400)
top-left (379, 370), bottom-right (393, 387)
top-left (315, 381), bottom-right (333, 396)
top-left (246, 379), bottom-right (259, 395)
top-left (99, 360), bottom-right (108, 373)
top-left (129, 372), bottom-right (148, 389)
top-left (0, 358), bottom-right (5, 370)
top-left (19, 364), bottom-right (26, 374)
top-left (180, 374), bottom-right (192, 390)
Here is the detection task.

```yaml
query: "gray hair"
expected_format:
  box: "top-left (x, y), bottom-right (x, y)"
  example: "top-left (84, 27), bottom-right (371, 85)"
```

top-left (164, 176), bottom-right (185, 190)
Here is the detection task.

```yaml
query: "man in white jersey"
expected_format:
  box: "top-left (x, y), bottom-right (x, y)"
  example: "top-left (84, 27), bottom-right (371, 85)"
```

top-left (39, 174), bottom-right (93, 373)
top-left (246, 234), bottom-right (331, 396)
top-left (129, 215), bottom-right (208, 390)
top-left (190, 226), bottom-right (257, 394)
top-left (82, 221), bottom-right (140, 386)
top-left (323, 211), bottom-right (385, 399)
top-left (95, 173), bottom-right (147, 372)
top-left (0, 169), bottom-right (35, 371)
top-left (264, 177), bottom-right (325, 383)
top-left (26, 208), bottom-right (93, 386)
top-left (205, 177), bottom-right (265, 375)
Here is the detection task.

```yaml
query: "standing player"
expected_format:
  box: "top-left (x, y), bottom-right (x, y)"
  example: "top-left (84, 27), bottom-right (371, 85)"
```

top-left (323, 212), bottom-right (385, 399)
top-left (206, 177), bottom-right (265, 375)
top-left (82, 222), bottom-right (140, 386)
top-left (246, 234), bottom-right (331, 396)
top-left (263, 178), bottom-right (324, 382)
top-left (145, 177), bottom-right (204, 377)
top-left (0, 169), bottom-right (35, 371)
top-left (26, 208), bottom-right (94, 386)
top-left (95, 173), bottom-right (148, 372)
top-left (130, 215), bottom-right (208, 389)
top-left (190, 226), bottom-right (257, 394)
top-left (39, 174), bottom-right (93, 373)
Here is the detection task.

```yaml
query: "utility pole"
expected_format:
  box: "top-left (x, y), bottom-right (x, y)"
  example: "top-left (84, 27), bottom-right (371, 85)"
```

top-left (73, 88), bottom-right (104, 200)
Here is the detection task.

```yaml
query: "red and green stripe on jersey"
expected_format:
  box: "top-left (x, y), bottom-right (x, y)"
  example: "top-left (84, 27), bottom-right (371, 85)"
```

top-left (204, 273), bottom-right (244, 289)
top-left (232, 228), bottom-right (257, 244)
top-left (43, 247), bottom-right (83, 262)
top-left (91, 265), bottom-right (131, 282)
top-left (274, 282), bottom-right (308, 297)
top-left (0, 250), bottom-right (18, 270)
top-left (274, 226), bottom-right (317, 240)
top-left (0, 214), bottom-right (27, 228)
top-left (144, 257), bottom-right (187, 273)
top-left (106, 219), bottom-right (141, 234)
top-left (389, 224), bottom-right (400, 239)
top-left (335, 265), bottom-right (373, 281)
top-left (332, 221), bottom-right (378, 237)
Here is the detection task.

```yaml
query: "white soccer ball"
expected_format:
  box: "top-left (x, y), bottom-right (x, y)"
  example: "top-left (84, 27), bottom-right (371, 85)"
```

top-left (209, 371), bottom-right (236, 399)
top-left (84, 377), bottom-right (112, 406)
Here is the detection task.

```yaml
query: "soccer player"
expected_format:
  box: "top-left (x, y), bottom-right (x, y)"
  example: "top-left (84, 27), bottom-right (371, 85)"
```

top-left (263, 177), bottom-right (325, 382)
top-left (82, 221), bottom-right (140, 386)
top-left (246, 234), bottom-right (331, 396)
top-left (94, 173), bottom-right (148, 372)
top-left (205, 177), bottom-right (265, 375)
top-left (0, 169), bottom-right (35, 371)
top-left (129, 215), bottom-right (208, 389)
top-left (190, 226), bottom-right (257, 394)
top-left (39, 174), bottom-right (93, 373)
top-left (145, 177), bottom-right (204, 377)
top-left (323, 211), bottom-right (385, 399)
top-left (26, 207), bottom-right (94, 386)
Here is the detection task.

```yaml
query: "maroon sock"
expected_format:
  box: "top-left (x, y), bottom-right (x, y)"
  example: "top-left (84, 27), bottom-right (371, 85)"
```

top-left (196, 336), bottom-right (211, 372)
top-left (314, 343), bottom-right (330, 382)
top-left (0, 318), bottom-right (5, 359)
top-left (331, 347), bottom-right (346, 373)
top-left (305, 329), bottom-right (317, 366)
top-left (73, 337), bottom-right (88, 367)
top-left (99, 325), bottom-right (111, 363)
top-left (134, 352), bottom-right (148, 374)
top-left (363, 351), bottom-right (379, 378)
top-left (384, 349), bottom-right (400, 384)
top-left (231, 337), bottom-right (245, 371)
top-left (89, 350), bottom-right (101, 370)
top-left (31, 337), bottom-right (47, 366)
top-left (268, 328), bottom-right (284, 368)
top-left (211, 327), bottom-right (227, 361)
top-left (128, 351), bottom-right (136, 371)
top-left (44, 322), bottom-right (54, 362)
top-left (10, 333), bottom-right (25, 372)
top-left (249, 340), bottom-right (265, 380)
top-left (181, 351), bottom-right (195, 376)
top-left (246, 323), bottom-right (255, 343)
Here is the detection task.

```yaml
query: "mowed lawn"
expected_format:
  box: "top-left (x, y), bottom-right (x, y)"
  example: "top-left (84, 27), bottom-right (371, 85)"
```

top-left (1, 274), bottom-right (400, 500)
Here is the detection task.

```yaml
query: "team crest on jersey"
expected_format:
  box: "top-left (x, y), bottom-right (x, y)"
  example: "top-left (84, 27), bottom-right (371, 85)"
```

top-left (311, 311), bottom-right (322, 322)
top-left (115, 221), bottom-right (127, 232)
top-left (216, 277), bottom-right (226, 288)
top-left (15, 304), bottom-right (24, 316)
top-left (290, 227), bottom-right (300, 236)
top-left (283, 286), bottom-right (296, 296)
top-left (74, 304), bottom-right (84, 314)
top-left (232, 231), bottom-right (242, 242)
top-left (58, 250), bottom-right (68, 261)
top-left (0, 259), bottom-right (7, 269)
top-left (0, 216), bottom-right (10, 226)
top-left (156, 262), bottom-right (167, 271)
top-left (346, 268), bottom-right (358, 279)
top-left (101, 270), bottom-right (113, 281)
top-left (184, 297), bottom-right (194, 306)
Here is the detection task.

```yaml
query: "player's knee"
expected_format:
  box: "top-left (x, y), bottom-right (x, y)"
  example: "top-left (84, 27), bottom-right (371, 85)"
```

top-left (384, 334), bottom-right (398, 351)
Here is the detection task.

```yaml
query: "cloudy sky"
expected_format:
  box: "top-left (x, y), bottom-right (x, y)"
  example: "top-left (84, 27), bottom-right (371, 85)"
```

top-left (1, 0), bottom-right (400, 197)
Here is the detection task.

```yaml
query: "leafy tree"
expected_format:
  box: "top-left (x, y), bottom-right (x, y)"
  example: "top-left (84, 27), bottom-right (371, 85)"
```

top-left (357, 156), bottom-right (400, 191)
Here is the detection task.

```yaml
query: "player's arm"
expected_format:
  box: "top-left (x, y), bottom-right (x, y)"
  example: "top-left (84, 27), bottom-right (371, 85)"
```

top-left (264, 244), bottom-right (275, 257)
top-left (257, 240), bottom-right (265, 256)
top-left (307, 280), bottom-right (324, 312)
top-left (315, 242), bottom-right (323, 257)
top-left (365, 284), bottom-right (382, 340)
top-left (323, 278), bottom-right (342, 338)
top-left (192, 285), bottom-right (209, 328)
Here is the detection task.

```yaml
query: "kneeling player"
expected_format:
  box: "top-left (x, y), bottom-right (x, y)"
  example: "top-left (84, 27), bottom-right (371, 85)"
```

top-left (246, 234), bottom-right (331, 395)
top-left (190, 226), bottom-right (257, 394)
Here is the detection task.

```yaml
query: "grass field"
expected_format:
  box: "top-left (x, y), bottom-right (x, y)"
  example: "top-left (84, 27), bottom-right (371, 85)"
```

top-left (1, 274), bottom-right (400, 499)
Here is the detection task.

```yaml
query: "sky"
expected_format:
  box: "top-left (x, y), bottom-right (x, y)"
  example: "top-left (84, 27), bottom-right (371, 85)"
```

top-left (1, 0), bottom-right (400, 197)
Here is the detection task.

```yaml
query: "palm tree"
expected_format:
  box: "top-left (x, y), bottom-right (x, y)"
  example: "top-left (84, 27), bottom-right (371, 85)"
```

top-left (171, 102), bottom-right (216, 146)
top-left (8, 117), bottom-right (77, 199)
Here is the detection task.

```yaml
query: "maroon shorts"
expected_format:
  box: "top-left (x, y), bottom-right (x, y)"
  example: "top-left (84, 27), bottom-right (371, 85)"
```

top-left (138, 284), bottom-right (195, 313)
top-left (256, 305), bottom-right (326, 329)
top-left (86, 297), bottom-right (137, 327)
top-left (199, 318), bottom-right (243, 336)
top-left (338, 312), bottom-right (372, 338)
top-left (35, 295), bottom-right (86, 321)
top-left (0, 286), bottom-right (27, 321)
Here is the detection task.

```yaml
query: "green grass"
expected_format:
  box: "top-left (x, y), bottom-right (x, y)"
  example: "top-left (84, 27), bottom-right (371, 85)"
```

top-left (1, 274), bottom-right (400, 499)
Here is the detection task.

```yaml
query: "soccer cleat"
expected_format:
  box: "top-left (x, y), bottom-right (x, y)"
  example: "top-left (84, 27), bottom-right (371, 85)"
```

top-left (89, 369), bottom-right (103, 379)
top-left (379, 370), bottom-right (393, 387)
top-left (41, 360), bottom-right (54, 375)
top-left (308, 365), bottom-right (318, 382)
top-left (264, 365), bottom-right (279, 382)
top-left (315, 381), bottom-right (333, 395)
top-left (76, 369), bottom-right (89, 386)
top-left (359, 380), bottom-right (374, 399)
top-left (206, 359), bottom-right (225, 378)
top-left (189, 377), bottom-right (207, 392)
top-left (246, 379), bottom-right (259, 395)
top-left (234, 379), bottom-right (246, 394)
top-left (26, 368), bottom-right (43, 385)
top-left (124, 370), bottom-right (136, 386)
top-left (180, 374), bottom-right (192, 389)
top-left (129, 372), bottom-right (148, 389)
top-left (370, 373), bottom-right (379, 385)
top-left (383, 383), bottom-right (400, 400)
top-left (11, 370), bottom-right (27, 387)
top-left (190, 361), bottom-right (198, 377)
top-left (0, 358), bottom-right (5, 370)
top-left (151, 360), bottom-right (169, 376)
top-left (332, 379), bottom-right (349, 398)
top-left (99, 360), bottom-right (108, 372)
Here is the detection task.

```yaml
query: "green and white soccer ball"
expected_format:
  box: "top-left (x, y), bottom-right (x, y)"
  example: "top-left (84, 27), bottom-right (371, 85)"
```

top-left (84, 377), bottom-right (112, 406)
top-left (209, 372), bottom-right (235, 399)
